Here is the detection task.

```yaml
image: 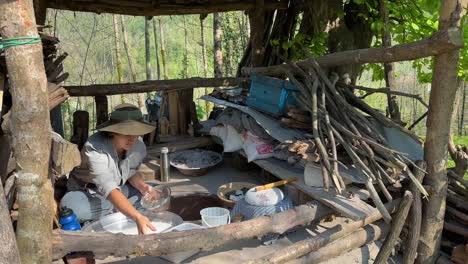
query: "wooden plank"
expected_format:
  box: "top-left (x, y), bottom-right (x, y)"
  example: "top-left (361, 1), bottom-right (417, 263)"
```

top-left (240, 152), bottom-right (378, 220)
top-left (147, 136), bottom-right (214, 158)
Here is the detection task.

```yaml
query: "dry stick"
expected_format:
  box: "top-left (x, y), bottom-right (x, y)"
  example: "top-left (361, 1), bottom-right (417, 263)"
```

top-left (372, 162), bottom-right (393, 202)
top-left (248, 199), bottom-right (400, 264)
top-left (448, 170), bottom-right (468, 189)
top-left (403, 160), bottom-right (426, 264)
top-left (374, 191), bottom-right (414, 264)
top-left (446, 206), bottom-right (468, 223)
top-left (320, 91), bottom-right (344, 190)
top-left (331, 127), bottom-right (392, 223)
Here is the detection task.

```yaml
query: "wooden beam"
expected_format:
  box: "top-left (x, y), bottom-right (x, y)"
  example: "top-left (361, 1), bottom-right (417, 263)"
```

top-left (65, 77), bottom-right (245, 96)
top-left (52, 201), bottom-right (332, 260)
top-left (242, 28), bottom-right (464, 76)
top-left (46, 1), bottom-right (287, 16)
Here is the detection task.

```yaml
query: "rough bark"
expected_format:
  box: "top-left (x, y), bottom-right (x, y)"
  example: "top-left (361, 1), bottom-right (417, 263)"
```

top-left (0, 177), bottom-right (20, 264)
top-left (46, 1), bottom-right (287, 16)
top-left (249, 200), bottom-right (400, 264)
top-left (418, 1), bottom-right (466, 263)
top-left (403, 161), bottom-right (427, 264)
top-left (52, 201), bottom-right (332, 260)
top-left (0, 1), bottom-right (54, 263)
top-left (249, 0), bottom-right (265, 67)
top-left (213, 12), bottom-right (224, 78)
top-left (374, 191), bottom-right (414, 264)
top-left (287, 221), bottom-right (389, 264)
top-left (242, 28), bottom-right (464, 76)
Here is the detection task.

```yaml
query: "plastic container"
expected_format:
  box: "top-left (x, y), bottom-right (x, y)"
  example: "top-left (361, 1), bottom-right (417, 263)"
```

top-left (59, 207), bottom-right (81, 231)
top-left (200, 207), bottom-right (231, 227)
top-left (160, 223), bottom-right (205, 263)
top-left (246, 74), bottom-right (300, 116)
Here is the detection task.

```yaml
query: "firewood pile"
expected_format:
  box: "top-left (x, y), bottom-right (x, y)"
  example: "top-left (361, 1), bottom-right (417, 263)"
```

top-left (273, 53), bottom-right (428, 223)
top-left (441, 170), bottom-right (468, 263)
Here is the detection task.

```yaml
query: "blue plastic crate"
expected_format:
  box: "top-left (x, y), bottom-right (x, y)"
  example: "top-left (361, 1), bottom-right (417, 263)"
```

top-left (246, 74), bottom-right (300, 116)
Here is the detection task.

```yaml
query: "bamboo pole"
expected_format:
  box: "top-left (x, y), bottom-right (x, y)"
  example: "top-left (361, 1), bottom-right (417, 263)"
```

top-left (0, 0), bottom-right (54, 263)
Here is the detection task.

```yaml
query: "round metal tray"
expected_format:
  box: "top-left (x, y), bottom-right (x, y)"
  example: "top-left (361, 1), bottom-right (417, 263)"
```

top-left (82, 211), bottom-right (183, 235)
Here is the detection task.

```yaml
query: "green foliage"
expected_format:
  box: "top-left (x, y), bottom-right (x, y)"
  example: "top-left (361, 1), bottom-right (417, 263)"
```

top-left (362, 0), bottom-right (468, 83)
top-left (196, 103), bottom-right (206, 120)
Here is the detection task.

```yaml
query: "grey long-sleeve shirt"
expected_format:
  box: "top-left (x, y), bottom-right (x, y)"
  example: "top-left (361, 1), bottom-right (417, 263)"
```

top-left (67, 132), bottom-right (146, 198)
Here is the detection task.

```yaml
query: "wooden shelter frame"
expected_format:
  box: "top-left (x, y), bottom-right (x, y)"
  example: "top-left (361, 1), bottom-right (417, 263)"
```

top-left (0, 0), bottom-right (466, 263)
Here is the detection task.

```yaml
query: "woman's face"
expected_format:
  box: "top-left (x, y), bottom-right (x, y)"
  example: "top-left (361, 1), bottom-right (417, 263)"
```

top-left (111, 133), bottom-right (138, 151)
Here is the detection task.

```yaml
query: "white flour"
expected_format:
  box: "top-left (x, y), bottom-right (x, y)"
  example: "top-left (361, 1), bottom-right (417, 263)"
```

top-left (104, 221), bottom-right (172, 235)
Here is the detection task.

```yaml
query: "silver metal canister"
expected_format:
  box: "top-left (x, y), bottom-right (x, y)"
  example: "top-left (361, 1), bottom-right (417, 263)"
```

top-left (160, 147), bottom-right (170, 182)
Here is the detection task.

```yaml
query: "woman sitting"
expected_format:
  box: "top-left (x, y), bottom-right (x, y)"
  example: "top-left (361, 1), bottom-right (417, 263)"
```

top-left (61, 103), bottom-right (156, 234)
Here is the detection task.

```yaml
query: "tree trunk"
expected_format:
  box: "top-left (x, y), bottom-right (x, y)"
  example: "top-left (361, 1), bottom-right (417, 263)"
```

top-left (458, 81), bottom-right (466, 136)
top-left (53, 201), bottom-right (332, 259)
top-left (112, 14), bottom-right (125, 103)
top-left (418, 1), bottom-right (466, 263)
top-left (121, 15), bottom-right (146, 113)
top-left (448, 80), bottom-right (468, 177)
top-left (159, 17), bottom-right (168, 80)
top-left (213, 12), bottom-right (224, 78)
top-left (0, 177), bottom-right (20, 264)
top-left (379, 0), bottom-right (402, 124)
top-left (145, 17), bottom-right (152, 81)
top-left (152, 18), bottom-right (161, 80)
top-left (200, 15), bottom-right (213, 115)
top-left (249, 0), bottom-right (265, 67)
top-left (0, 1), bottom-right (54, 263)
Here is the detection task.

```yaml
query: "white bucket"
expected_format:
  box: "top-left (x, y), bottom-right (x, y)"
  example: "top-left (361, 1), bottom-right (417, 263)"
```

top-left (200, 207), bottom-right (231, 227)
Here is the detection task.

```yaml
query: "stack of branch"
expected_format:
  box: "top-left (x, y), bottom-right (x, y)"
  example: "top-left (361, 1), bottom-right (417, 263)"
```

top-left (278, 54), bottom-right (427, 223)
top-left (444, 171), bottom-right (468, 242)
top-left (273, 139), bottom-right (319, 167)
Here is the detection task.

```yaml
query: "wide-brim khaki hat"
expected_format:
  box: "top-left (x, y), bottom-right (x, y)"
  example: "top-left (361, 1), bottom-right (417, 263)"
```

top-left (96, 103), bottom-right (155, 136)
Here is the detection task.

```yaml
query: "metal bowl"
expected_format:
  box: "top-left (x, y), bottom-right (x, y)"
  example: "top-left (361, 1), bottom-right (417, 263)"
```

top-left (170, 149), bottom-right (223, 177)
top-left (81, 211), bottom-right (183, 234)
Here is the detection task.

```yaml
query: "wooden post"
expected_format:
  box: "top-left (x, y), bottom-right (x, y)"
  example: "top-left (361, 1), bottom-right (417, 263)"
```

top-left (0, 1), bottom-right (54, 263)
top-left (374, 191), bottom-right (413, 264)
top-left (71, 110), bottom-right (89, 150)
top-left (418, 1), bottom-right (466, 263)
top-left (249, 0), bottom-right (265, 67)
top-left (33, 0), bottom-right (47, 26)
top-left (0, 177), bottom-right (20, 264)
top-left (94, 95), bottom-right (108, 126)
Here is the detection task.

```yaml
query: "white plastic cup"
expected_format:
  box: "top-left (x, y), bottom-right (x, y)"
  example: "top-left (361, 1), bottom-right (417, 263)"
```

top-left (200, 207), bottom-right (231, 227)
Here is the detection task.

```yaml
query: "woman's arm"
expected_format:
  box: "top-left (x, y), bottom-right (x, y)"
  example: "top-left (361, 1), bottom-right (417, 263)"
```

top-left (107, 189), bottom-right (156, 234)
top-left (128, 172), bottom-right (152, 194)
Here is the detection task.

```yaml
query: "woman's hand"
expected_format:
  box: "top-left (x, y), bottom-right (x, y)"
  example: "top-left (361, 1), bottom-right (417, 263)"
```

top-left (135, 214), bottom-right (157, 235)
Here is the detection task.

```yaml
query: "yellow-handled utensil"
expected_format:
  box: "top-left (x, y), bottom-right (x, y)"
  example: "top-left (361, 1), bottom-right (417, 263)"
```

top-left (255, 177), bottom-right (298, 192)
